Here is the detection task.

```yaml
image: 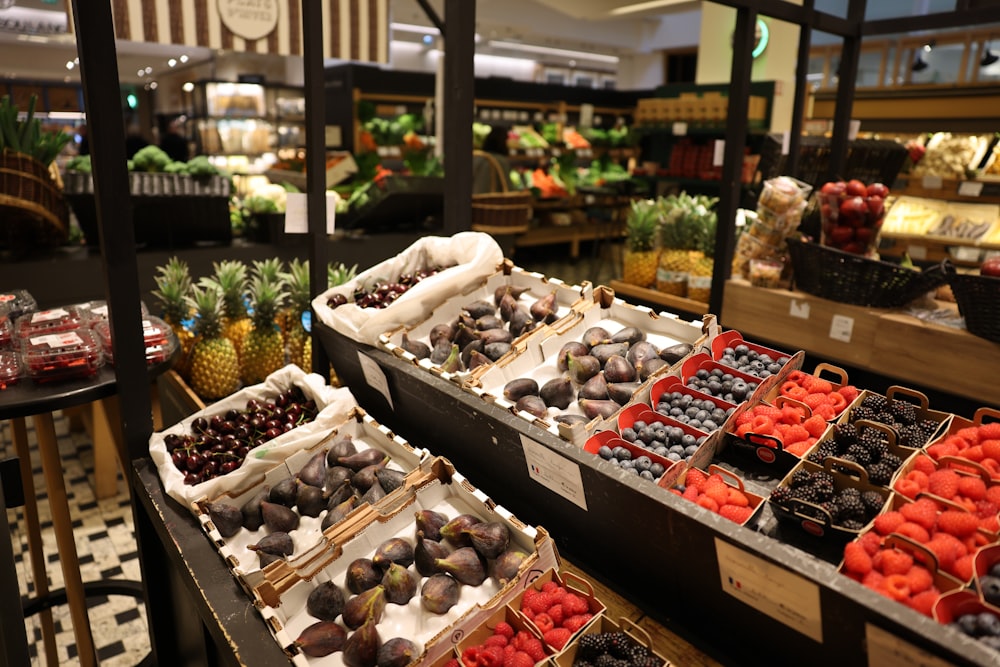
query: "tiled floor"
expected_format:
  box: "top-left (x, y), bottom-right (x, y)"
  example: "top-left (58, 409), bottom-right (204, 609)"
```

top-left (1, 414), bottom-right (150, 667)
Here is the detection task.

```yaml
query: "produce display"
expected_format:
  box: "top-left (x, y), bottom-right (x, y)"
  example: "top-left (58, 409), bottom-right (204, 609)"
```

top-left (327, 267), bottom-right (449, 311)
top-left (910, 133), bottom-right (991, 180)
top-left (882, 196), bottom-right (946, 236)
top-left (21, 328), bottom-right (103, 383)
top-left (655, 193), bottom-right (717, 299)
top-left (92, 316), bottom-right (178, 366)
top-left (667, 467), bottom-right (760, 525)
top-left (732, 176), bottom-right (811, 280)
top-left (817, 178), bottom-right (890, 256)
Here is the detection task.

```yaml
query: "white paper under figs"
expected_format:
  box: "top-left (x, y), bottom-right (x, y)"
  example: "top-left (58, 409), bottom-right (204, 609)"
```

top-left (149, 364), bottom-right (358, 510)
top-left (312, 231), bottom-right (504, 345)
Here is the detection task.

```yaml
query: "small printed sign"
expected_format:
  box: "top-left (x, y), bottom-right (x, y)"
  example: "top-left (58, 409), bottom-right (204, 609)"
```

top-left (520, 435), bottom-right (588, 510)
top-left (789, 299), bottom-right (810, 320)
top-left (672, 122), bottom-right (688, 136)
top-left (357, 351), bottom-right (393, 410)
top-left (284, 193), bottom-right (336, 234)
top-left (921, 175), bottom-right (943, 190)
top-left (907, 245), bottom-right (928, 260)
top-left (829, 315), bottom-right (854, 343)
top-left (958, 180), bottom-right (984, 197)
top-left (865, 623), bottom-right (955, 667)
top-left (713, 140), bottom-right (725, 167)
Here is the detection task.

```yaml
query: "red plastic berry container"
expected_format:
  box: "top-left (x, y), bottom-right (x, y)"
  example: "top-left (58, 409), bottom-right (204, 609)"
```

top-left (93, 316), bottom-right (177, 366)
top-left (0, 312), bottom-right (12, 350)
top-left (0, 351), bottom-right (22, 389)
top-left (0, 289), bottom-right (38, 321)
top-left (14, 306), bottom-right (88, 339)
top-left (80, 299), bottom-right (150, 325)
top-left (21, 329), bottom-right (104, 383)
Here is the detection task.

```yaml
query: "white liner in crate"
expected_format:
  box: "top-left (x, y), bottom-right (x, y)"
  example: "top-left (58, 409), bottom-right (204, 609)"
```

top-left (150, 364), bottom-right (358, 509)
top-left (196, 409), bottom-right (428, 594)
top-left (468, 288), bottom-right (716, 444)
top-left (378, 263), bottom-right (591, 384)
top-left (258, 461), bottom-right (560, 667)
top-left (312, 232), bottom-right (504, 345)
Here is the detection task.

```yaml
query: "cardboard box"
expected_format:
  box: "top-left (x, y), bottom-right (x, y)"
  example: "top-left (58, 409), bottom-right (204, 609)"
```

top-left (838, 386), bottom-right (954, 450)
top-left (555, 615), bottom-right (670, 667)
top-left (764, 362), bottom-right (858, 422)
top-left (666, 463), bottom-right (766, 527)
top-left (508, 568), bottom-right (606, 653)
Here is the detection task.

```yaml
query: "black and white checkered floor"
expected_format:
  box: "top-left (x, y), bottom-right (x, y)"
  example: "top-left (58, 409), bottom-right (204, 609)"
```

top-left (1, 413), bottom-right (150, 666)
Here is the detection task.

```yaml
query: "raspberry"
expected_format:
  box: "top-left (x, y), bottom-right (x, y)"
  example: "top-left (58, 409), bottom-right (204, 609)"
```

top-left (937, 510), bottom-right (979, 538)
top-left (785, 440), bottom-right (813, 457)
top-left (685, 468), bottom-right (708, 491)
top-left (718, 505), bottom-right (754, 524)
top-left (540, 581), bottom-right (559, 594)
top-left (503, 652), bottom-right (533, 667)
top-left (447, 660), bottom-right (461, 667)
top-left (494, 622), bottom-right (515, 639)
top-left (521, 608), bottom-right (535, 621)
top-left (803, 415), bottom-right (828, 438)
top-left (873, 511), bottom-right (905, 536)
top-left (839, 385), bottom-right (860, 403)
top-left (547, 604), bottom-right (564, 626)
top-left (980, 423), bottom-right (1000, 440)
top-left (861, 569), bottom-right (885, 590)
top-left (503, 645), bottom-right (516, 658)
top-left (532, 613), bottom-right (554, 635)
top-left (899, 498), bottom-right (938, 531)
top-left (926, 535), bottom-right (962, 573)
top-left (879, 549), bottom-right (914, 576)
top-left (956, 427), bottom-right (981, 446)
top-left (463, 647), bottom-right (481, 667)
top-left (521, 637), bottom-right (546, 663)
top-left (542, 628), bottom-right (572, 650)
top-left (704, 484), bottom-right (729, 506)
top-left (908, 589), bottom-right (939, 617)
top-left (478, 646), bottom-right (505, 667)
top-left (906, 565), bottom-right (933, 594)
top-left (561, 593), bottom-right (589, 617)
top-left (696, 495), bottom-right (720, 512)
top-left (965, 446), bottom-right (985, 463)
top-left (957, 475), bottom-right (987, 501)
top-left (801, 393), bottom-right (827, 409)
top-left (912, 455), bottom-right (937, 476)
top-left (842, 542), bottom-right (873, 575)
top-left (682, 485), bottom-right (700, 501)
top-left (485, 635), bottom-right (509, 648)
top-left (895, 522), bottom-right (931, 544)
top-left (883, 574), bottom-right (911, 601)
top-left (894, 479), bottom-right (922, 500)
top-left (858, 530), bottom-right (882, 556)
top-left (522, 589), bottom-right (537, 605)
top-left (523, 592), bottom-right (555, 615)
top-left (953, 554), bottom-right (975, 582)
top-left (989, 486), bottom-right (1000, 505)
top-left (725, 487), bottom-right (750, 507)
top-left (562, 613), bottom-right (592, 633)
top-left (783, 424), bottom-right (811, 445)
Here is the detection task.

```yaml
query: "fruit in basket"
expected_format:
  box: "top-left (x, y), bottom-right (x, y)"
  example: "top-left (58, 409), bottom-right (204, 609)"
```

top-left (429, 322), bottom-right (455, 347)
top-left (626, 340), bottom-right (659, 368)
top-left (375, 468), bottom-right (405, 494)
top-left (297, 450), bottom-right (328, 488)
top-left (660, 342), bottom-right (693, 364)
top-left (343, 585), bottom-right (387, 630)
top-left (607, 382), bottom-right (641, 405)
top-left (296, 482), bottom-right (328, 518)
top-left (818, 179), bottom-right (890, 255)
top-left (335, 448), bottom-right (388, 472)
top-left (579, 398), bottom-right (622, 420)
top-left (463, 521), bottom-right (510, 559)
top-left (353, 461), bottom-right (387, 492)
top-left (260, 500), bottom-right (300, 532)
top-left (579, 372), bottom-right (609, 401)
top-left (603, 355), bottom-right (637, 383)
top-left (623, 199), bottom-right (661, 288)
top-left (307, 581), bottom-right (347, 622)
top-left (540, 377), bottom-right (574, 409)
top-left (415, 531), bottom-right (449, 577)
top-left (582, 326), bottom-right (612, 348)
top-left (590, 342), bottom-right (629, 365)
top-left (269, 476), bottom-right (298, 507)
top-left (611, 326), bottom-right (645, 346)
top-left (421, 573), bottom-right (460, 613)
top-left (415, 510), bottom-right (449, 542)
top-left (381, 562), bottom-right (417, 605)
top-left (202, 502), bottom-right (242, 538)
top-left (248, 531), bottom-right (294, 558)
top-left (346, 558), bottom-right (382, 594)
top-left (441, 514), bottom-right (482, 546)
top-left (344, 617), bottom-right (382, 667)
top-left (240, 261), bottom-right (288, 385)
top-left (503, 378), bottom-right (539, 402)
top-left (152, 257), bottom-right (196, 379)
top-left (557, 341), bottom-right (590, 372)
top-left (331, 266), bottom-right (451, 311)
top-left (567, 354), bottom-right (601, 384)
top-left (295, 620), bottom-right (348, 658)
top-left (492, 548), bottom-right (529, 586)
top-left (440, 344), bottom-right (464, 373)
top-left (576, 631), bottom-right (659, 666)
top-left (509, 306), bottom-right (535, 338)
top-left (718, 343), bottom-right (790, 379)
top-left (376, 638), bottom-right (418, 667)
top-left (494, 285), bottom-right (529, 306)
top-left (185, 282), bottom-right (240, 400)
top-left (435, 546), bottom-right (487, 585)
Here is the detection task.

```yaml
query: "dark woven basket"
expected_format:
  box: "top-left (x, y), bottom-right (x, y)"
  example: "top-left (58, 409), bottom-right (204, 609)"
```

top-left (786, 236), bottom-right (948, 308)
top-left (945, 264), bottom-right (1000, 343)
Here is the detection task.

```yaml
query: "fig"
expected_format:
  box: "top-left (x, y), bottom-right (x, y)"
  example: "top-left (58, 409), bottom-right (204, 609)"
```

top-left (361, 480), bottom-right (386, 505)
top-left (607, 382), bottom-right (641, 405)
top-left (467, 349), bottom-right (493, 371)
top-left (529, 290), bottom-right (558, 323)
top-left (498, 291), bottom-right (517, 322)
top-left (296, 482), bottom-right (328, 518)
top-left (322, 495), bottom-right (358, 531)
top-left (492, 549), bottom-right (530, 587)
top-left (637, 357), bottom-right (668, 381)
top-left (590, 343), bottom-right (630, 366)
top-left (460, 339), bottom-right (484, 368)
top-left (429, 337), bottom-right (453, 364)
top-left (297, 450), bottom-right (328, 488)
top-left (415, 530), bottom-right (449, 577)
top-left (375, 468), bottom-right (406, 494)
top-left (494, 284), bottom-right (528, 306)
top-left (502, 378), bottom-right (539, 402)
top-left (660, 342), bottom-right (693, 364)
top-left (463, 521), bottom-right (510, 559)
top-left (257, 551), bottom-right (284, 568)
top-left (567, 354), bottom-right (601, 384)
top-left (400, 333), bottom-right (430, 360)
top-left (557, 341), bottom-right (589, 372)
top-left (377, 637), bottom-right (419, 667)
top-left (539, 377), bottom-right (574, 410)
top-left (478, 328), bottom-right (513, 346)
top-left (381, 562), bottom-right (417, 605)
top-left (260, 500), bottom-right (299, 533)
top-left (326, 479), bottom-right (356, 508)
top-left (475, 314), bottom-right (503, 331)
top-left (202, 501), bottom-right (242, 538)
top-left (453, 322), bottom-right (478, 351)
top-left (482, 342), bottom-right (512, 362)
top-left (325, 466), bottom-right (354, 492)
top-left (345, 557), bottom-right (381, 594)
top-left (626, 340), bottom-right (659, 370)
top-left (611, 326), bottom-right (645, 345)
top-left (421, 573), bottom-right (460, 614)
top-left (326, 434), bottom-right (357, 465)
top-left (307, 581), bottom-right (346, 621)
top-left (582, 326), bottom-right (612, 348)
top-left (269, 477), bottom-right (298, 508)
top-left (508, 306), bottom-right (535, 338)
top-left (353, 461), bottom-right (388, 492)
top-left (578, 371), bottom-right (609, 400)
top-left (429, 322), bottom-right (455, 347)
top-left (603, 355), bottom-right (637, 383)
top-left (579, 398), bottom-right (622, 420)
top-left (415, 510), bottom-right (449, 541)
top-left (372, 537), bottom-right (414, 570)
top-left (343, 585), bottom-right (387, 630)
top-left (337, 448), bottom-right (389, 472)
top-left (440, 344), bottom-right (464, 374)
top-left (554, 414), bottom-right (590, 426)
top-left (435, 546), bottom-right (487, 585)
top-left (440, 513), bottom-right (482, 546)
top-left (515, 395), bottom-right (548, 418)
top-left (240, 487), bottom-right (269, 531)
top-left (295, 620), bottom-right (347, 657)
top-left (248, 531), bottom-right (293, 557)
top-left (344, 618), bottom-right (382, 667)
top-left (463, 299), bottom-right (495, 319)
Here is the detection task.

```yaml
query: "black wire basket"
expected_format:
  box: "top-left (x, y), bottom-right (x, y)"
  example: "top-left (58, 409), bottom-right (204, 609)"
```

top-left (786, 236), bottom-right (948, 308)
top-left (945, 264), bottom-right (1000, 343)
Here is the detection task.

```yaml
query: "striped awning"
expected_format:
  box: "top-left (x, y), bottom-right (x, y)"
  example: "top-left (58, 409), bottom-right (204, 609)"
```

top-left (68, 0), bottom-right (388, 63)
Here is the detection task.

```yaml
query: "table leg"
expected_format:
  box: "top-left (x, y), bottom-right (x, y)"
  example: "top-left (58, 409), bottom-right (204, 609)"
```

top-left (91, 398), bottom-right (123, 500)
top-left (10, 417), bottom-right (60, 667)
top-left (33, 413), bottom-right (96, 667)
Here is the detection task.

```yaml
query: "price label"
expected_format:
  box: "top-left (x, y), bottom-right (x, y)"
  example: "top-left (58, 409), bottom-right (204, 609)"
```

top-left (907, 244), bottom-right (928, 260)
top-left (865, 624), bottom-right (955, 667)
top-left (357, 351), bottom-right (393, 410)
top-left (32, 308), bottom-right (69, 323)
top-left (920, 175), bottom-right (943, 189)
top-left (31, 332), bottom-right (84, 348)
top-left (781, 131), bottom-right (790, 156)
top-left (672, 122), bottom-right (688, 136)
top-left (713, 140), bottom-right (725, 167)
top-left (958, 180), bottom-right (984, 197)
top-left (789, 299), bottom-right (810, 320)
top-left (284, 193), bottom-right (336, 234)
top-left (829, 314), bottom-right (854, 343)
top-left (521, 435), bottom-right (588, 510)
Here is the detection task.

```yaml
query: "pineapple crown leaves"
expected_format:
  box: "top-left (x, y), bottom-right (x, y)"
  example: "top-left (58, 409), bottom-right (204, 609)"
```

top-left (251, 257), bottom-right (285, 284)
top-left (185, 282), bottom-right (225, 339)
top-left (151, 256), bottom-right (193, 324)
top-left (248, 273), bottom-right (288, 330)
top-left (625, 198), bottom-right (660, 252)
top-left (328, 261), bottom-right (358, 288)
top-left (281, 258), bottom-right (312, 314)
top-left (211, 260), bottom-right (249, 319)
top-left (657, 192), bottom-right (719, 252)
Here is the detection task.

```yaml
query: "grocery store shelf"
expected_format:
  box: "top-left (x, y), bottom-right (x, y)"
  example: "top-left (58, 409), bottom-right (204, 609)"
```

top-left (513, 220), bottom-right (626, 259)
top-left (893, 176), bottom-right (1000, 205)
top-left (608, 279), bottom-right (710, 317)
top-left (880, 232), bottom-right (1000, 267)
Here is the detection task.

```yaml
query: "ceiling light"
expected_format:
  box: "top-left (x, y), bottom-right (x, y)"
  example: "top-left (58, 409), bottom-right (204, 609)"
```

top-left (182, 81), bottom-right (194, 92)
top-left (149, 81), bottom-right (158, 90)
top-left (179, 54), bottom-right (189, 63)
top-left (487, 40), bottom-right (619, 64)
top-left (144, 66), bottom-right (152, 74)
top-left (912, 55), bottom-right (929, 72)
top-left (65, 60), bottom-right (74, 70)
top-left (982, 42), bottom-right (999, 67)
top-left (609, 0), bottom-right (691, 16)
top-left (168, 58), bottom-right (177, 67)
top-left (137, 68), bottom-right (145, 77)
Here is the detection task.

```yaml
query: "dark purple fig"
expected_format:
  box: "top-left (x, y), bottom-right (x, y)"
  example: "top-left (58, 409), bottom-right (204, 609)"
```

top-left (492, 549), bottom-right (530, 587)
top-left (415, 530), bottom-right (450, 576)
top-left (578, 398), bottom-right (622, 420)
top-left (361, 480), bottom-right (386, 505)
top-left (498, 291), bottom-right (518, 322)
top-left (508, 306), bottom-right (535, 338)
top-left (637, 357), bottom-right (668, 381)
top-left (375, 468), bottom-right (406, 494)
top-left (296, 482), bottom-right (329, 518)
top-left (421, 573), bottom-right (460, 614)
top-left (415, 510), bottom-right (449, 541)
top-left (326, 435), bottom-right (357, 465)
top-left (554, 414), bottom-right (590, 426)
top-left (429, 322), bottom-right (455, 346)
top-left (344, 618), bottom-right (382, 667)
top-left (539, 377), bottom-right (574, 410)
top-left (342, 585), bottom-right (386, 630)
top-left (429, 337), bottom-right (453, 364)
top-left (611, 326), bottom-right (645, 345)
top-left (463, 521), bottom-right (510, 559)
top-left (475, 314), bottom-right (503, 331)
top-left (381, 562), bottom-right (417, 605)
top-left (529, 291), bottom-right (558, 323)
top-left (578, 371), bottom-right (609, 400)
top-left (626, 340), bottom-right (659, 370)
top-left (326, 465), bottom-right (354, 492)
top-left (453, 322), bottom-right (478, 350)
top-left (297, 450), bottom-right (328, 488)
top-left (269, 477), bottom-right (298, 508)
top-left (603, 354), bottom-right (637, 383)
top-left (400, 333), bottom-right (430, 360)
top-left (567, 354), bottom-right (601, 384)
top-left (515, 395), bottom-right (548, 418)
top-left (248, 531), bottom-right (293, 557)
top-left (557, 341), bottom-right (590, 372)
top-left (440, 513), bottom-right (482, 546)
top-left (503, 378), bottom-right (539, 402)
top-left (260, 500), bottom-right (299, 532)
top-left (323, 495), bottom-right (359, 531)
top-left (377, 637), bottom-right (418, 667)
top-left (372, 537), bottom-right (415, 571)
top-left (352, 461), bottom-right (388, 492)
top-left (257, 550), bottom-right (284, 568)
top-left (326, 479), bottom-right (356, 508)
top-left (337, 448), bottom-right (389, 472)
top-left (440, 344), bottom-right (464, 373)
top-left (467, 349), bottom-right (493, 371)
top-left (660, 342), bottom-right (693, 364)
top-left (240, 487), bottom-right (269, 531)
top-left (590, 343), bottom-right (630, 366)
top-left (460, 339), bottom-right (484, 368)
top-left (494, 284), bottom-right (528, 306)
top-left (202, 501), bottom-right (242, 538)
top-left (434, 546), bottom-right (487, 585)
top-left (607, 382), bottom-right (642, 405)
top-left (345, 558), bottom-right (381, 594)
top-left (477, 328), bottom-right (513, 346)
top-left (483, 342), bottom-right (512, 362)
top-left (307, 581), bottom-right (346, 621)
top-left (582, 326), bottom-right (612, 348)
top-left (295, 620), bottom-right (347, 657)
top-left (463, 299), bottom-right (495, 319)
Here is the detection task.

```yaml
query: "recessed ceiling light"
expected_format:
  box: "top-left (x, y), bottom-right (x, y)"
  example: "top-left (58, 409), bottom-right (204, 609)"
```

top-left (179, 54), bottom-right (189, 63)
top-left (168, 58), bottom-right (177, 67)
top-left (144, 66), bottom-right (152, 74)
top-left (65, 60), bottom-right (75, 70)
top-left (182, 81), bottom-right (194, 92)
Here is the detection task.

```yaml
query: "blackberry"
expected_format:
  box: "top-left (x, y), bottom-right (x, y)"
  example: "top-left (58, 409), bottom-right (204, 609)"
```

top-left (851, 406), bottom-right (877, 423)
top-left (861, 490), bottom-right (886, 515)
top-left (898, 424), bottom-right (926, 448)
top-left (833, 423), bottom-right (858, 447)
top-left (613, 636), bottom-right (657, 666)
top-left (791, 483), bottom-right (826, 504)
top-left (834, 493), bottom-right (867, 524)
top-left (875, 411), bottom-right (896, 426)
top-left (842, 519), bottom-right (866, 531)
top-left (594, 654), bottom-right (618, 667)
top-left (862, 393), bottom-right (888, 412)
top-left (846, 443), bottom-right (872, 466)
top-left (814, 471), bottom-right (836, 487)
top-left (770, 485), bottom-right (793, 505)
top-left (867, 461), bottom-right (894, 486)
top-left (839, 486), bottom-right (862, 499)
top-left (578, 633), bottom-right (613, 661)
top-left (882, 453), bottom-right (903, 471)
top-left (919, 419), bottom-right (940, 437)
top-left (812, 478), bottom-right (836, 502)
top-left (808, 443), bottom-right (837, 464)
top-left (865, 438), bottom-right (890, 462)
top-left (606, 633), bottom-right (637, 660)
top-left (891, 399), bottom-right (918, 426)
top-left (790, 469), bottom-right (813, 488)
top-left (820, 501), bottom-right (840, 522)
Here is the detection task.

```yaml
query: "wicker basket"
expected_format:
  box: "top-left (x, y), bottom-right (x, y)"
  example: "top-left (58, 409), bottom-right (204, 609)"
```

top-left (471, 150), bottom-right (531, 233)
top-left (786, 236), bottom-right (947, 308)
top-left (945, 264), bottom-right (1000, 343)
top-left (0, 150), bottom-right (69, 249)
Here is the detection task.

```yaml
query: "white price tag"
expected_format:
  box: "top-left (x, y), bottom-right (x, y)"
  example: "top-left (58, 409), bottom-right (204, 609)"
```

top-left (781, 131), bottom-right (790, 156)
top-left (921, 175), bottom-right (943, 190)
top-left (283, 193), bottom-right (336, 234)
top-left (31, 332), bottom-right (84, 348)
top-left (789, 299), bottom-right (810, 320)
top-left (713, 140), bottom-right (725, 167)
top-left (848, 119), bottom-right (861, 140)
top-left (520, 434), bottom-right (588, 510)
top-left (865, 624), bottom-right (956, 667)
top-left (958, 180), bottom-right (984, 197)
top-left (32, 308), bottom-right (68, 323)
top-left (357, 351), bottom-right (393, 410)
top-left (91, 304), bottom-right (109, 318)
top-left (907, 244), bottom-right (928, 260)
top-left (672, 122), bottom-right (688, 136)
top-left (829, 314), bottom-right (854, 343)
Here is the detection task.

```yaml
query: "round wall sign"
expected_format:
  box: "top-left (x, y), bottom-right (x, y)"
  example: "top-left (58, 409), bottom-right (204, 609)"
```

top-left (217, 0), bottom-right (279, 41)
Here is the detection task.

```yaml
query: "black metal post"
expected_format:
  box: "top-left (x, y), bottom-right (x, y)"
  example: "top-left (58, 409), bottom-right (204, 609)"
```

top-left (710, 5), bottom-right (757, 318)
top-left (302, 1), bottom-right (330, 381)
top-left (826, 0), bottom-right (866, 181)
top-left (0, 469), bottom-right (31, 666)
top-left (786, 0), bottom-right (815, 177)
top-left (442, 0), bottom-right (476, 236)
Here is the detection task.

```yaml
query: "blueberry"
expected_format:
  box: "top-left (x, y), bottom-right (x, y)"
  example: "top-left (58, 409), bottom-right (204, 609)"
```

top-left (669, 427), bottom-right (684, 441)
top-left (681, 434), bottom-right (697, 448)
top-left (777, 356), bottom-right (790, 365)
top-left (696, 369), bottom-right (709, 380)
top-left (679, 394), bottom-right (692, 406)
top-left (609, 458), bottom-right (621, 467)
top-left (619, 459), bottom-right (634, 469)
top-left (711, 368), bottom-right (725, 378)
top-left (722, 347), bottom-right (735, 357)
top-left (669, 445), bottom-right (685, 455)
top-left (639, 470), bottom-right (654, 481)
top-left (621, 427), bottom-right (637, 442)
top-left (653, 446), bottom-right (669, 456)
top-left (650, 462), bottom-right (666, 477)
top-left (634, 456), bottom-right (652, 471)
top-left (654, 428), bottom-right (667, 441)
top-left (638, 427), bottom-right (656, 444)
top-left (625, 466), bottom-right (639, 476)
top-left (958, 614), bottom-right (979, 636)
top-left (707, 381), bottom-right (722, 395)
top-left (685, 444), bottom-right (700, 456)
top-left (689, 420), bottom-right (703, 430)
top-left (979, 576), bottom-right (1000, 607)
top-left (721, 373), bottom-right (734, 382)
top-left (760, 370), bottom-right (772, 379)
top-left (991, 562), bottom-right (1000, 578)
top-left (633, 420), bottom-right (647, 431)
top-left (597, 445), bottom-right (614, 460)
top-left (735, 344), bottom-right (749, 355)
top-left (666, 452), bottom-right (681, 462)
top-left (695, 409), bottom-right (709, 422)
top-left (670, 407), bottom-right (684, 417)
top-left (977, 612), bottom-right (1000, 637)
top-left (702, 420), bottom-right (718, 431)
top-left (767, 363), bottom-right (782, 374)
top-left (613, 446), bottom-right (632, 461)
top-left (759, 354), bottom-right (773, 364)
top-left (697, 436), bottom-right (708, 445)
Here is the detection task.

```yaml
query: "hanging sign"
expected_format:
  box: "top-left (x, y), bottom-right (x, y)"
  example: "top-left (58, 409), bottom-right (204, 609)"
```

top-left (217, 0), bottom-right (280, 41)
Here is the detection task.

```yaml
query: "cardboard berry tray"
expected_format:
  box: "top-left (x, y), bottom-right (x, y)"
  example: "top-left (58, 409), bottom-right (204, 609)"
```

top-left (923, 406), bottom-right (1000, 478)
top-left (933, 588), bottom-right (1000, 629)
top-left (765, 362), bottom-right (859, 422)
top-left (584, 429), bottom-right (678, 488)
top-left (838, 385), bottom-right (953, 450)
top-left (666, 463), bottom-right (766, 527)
top-left (554, 615), bottom-right (670, 667)
top-left (710, 329), bottom-right (795, 380)
top-left (253, 457), bottom-right (560, 667)
top-left (718, 395), bottom-right (826, 474)
top-left (804, 419), bottom-right (915, 491)
top-left (648, 374), bottom-right (738, 436)
top-left (454, 602), bottom-right (549, 667)
top-left (509, 568), bottom-right (606, 653)
top-left (617, 403), bottom-right (719, 476)
top-left (378, 260), bottom-right (591, 386)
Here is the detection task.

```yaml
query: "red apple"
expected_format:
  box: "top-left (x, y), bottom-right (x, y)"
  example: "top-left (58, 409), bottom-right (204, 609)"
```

top-left (866, 182), bottom-right (889, 198)
top-left (866, 195), bottom-right (885, 219)
top-left (821, 180), bottom-right (847, 197)
top-left (840, 196), bottom-right (867, 219)
top-left (982, 256), bottom-right (1000, 277)
top-left (846, 179), bottom-right (868, 197)
top-left (828, 226), bottom-right (855, 245)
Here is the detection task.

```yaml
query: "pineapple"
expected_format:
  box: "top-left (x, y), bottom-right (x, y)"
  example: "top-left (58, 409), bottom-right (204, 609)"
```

top-left (185, 283), bottom-right (240, 400)
top-left (622, 199), bottom-right (660, 288)
top-left (282, 258), bottom-right (311, 371)
top-left (241, 262), bottom-right (288, 385)
top-left (328, 261), bottom-right (358, 290)
top-left (209, 260), bottom-right (252, 361)
top-left (656, 194), bottom-right (718, 296)
top-left (151, 256), bottom-right (195, 379)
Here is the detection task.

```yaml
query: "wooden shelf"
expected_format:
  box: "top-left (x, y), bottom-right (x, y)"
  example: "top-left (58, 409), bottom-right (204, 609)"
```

top-left (608, 279), bottom-right (710, 316)
top-left (880, 232), bottom-right (1000, 266)
top-left (513, 220), bottom-right (625, 259)
top-left (894, 176), bottom-right (1000, 205)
